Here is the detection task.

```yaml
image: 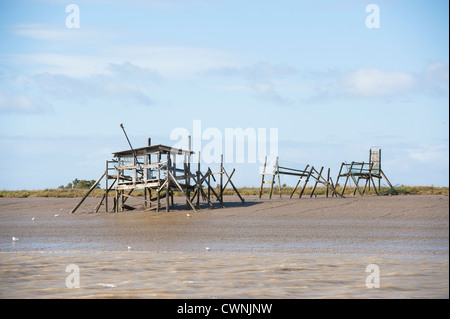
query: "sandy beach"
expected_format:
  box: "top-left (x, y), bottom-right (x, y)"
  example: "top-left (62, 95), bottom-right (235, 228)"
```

top-left (0, 195), bottom-right (448, 298)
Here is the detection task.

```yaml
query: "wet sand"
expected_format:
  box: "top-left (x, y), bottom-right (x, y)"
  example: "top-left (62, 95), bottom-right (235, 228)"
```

top-left (0, 195), bottom-right (448, 255)
top-left (0, 195), bottom-right (448, 298)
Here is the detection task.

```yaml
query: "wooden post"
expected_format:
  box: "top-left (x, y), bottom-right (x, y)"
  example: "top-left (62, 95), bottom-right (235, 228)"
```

top-left (207, 170), bottom-right (211, 202)
top-left (259, 156), bottom-right (267, 199)
top-left (276, 157), bottom-right (282, 199)
top-left (70, 171), bottom-right (106, 214)
top-left (290, 165), bottom-right (309, 198)
top-left (299, 166), bottom-right (313, 198)
top-left (380, 169), bottom-right (394, 189)
top-left (166, 153), bottom-right (170, 212)
top-left (144, 152), bottom-right (148, 207)
top-left (269, 157), bottom-right (278, 200)
top-left (326, 167), bottom-right (330, 198)
top-left (115, 164), bottom-right (120, 213)
top-left (105, 160), bottom-right (109, 212)
top-left (310, 166), bottom-right (323, 197)
top-left (335, 163), bottom-right (344, 197)
top-left (341, 162), bottom-right (353, 197)
top-left (222, 167), bottom-right (245, 204)
top-left (351, 162), bottom-right (364, 196)
top-left (187, 135), bottom-right (191, 209)
top-left (197, 151), bottom-right (201, 206)
top-left (219, 154), bottom-right (224, 205)
top-left (352, 163), bottom-right (364, 196)
top-left (378, 149), bottom-right (382, 192)
top-left (157, 151), bottom-right (161, 212)
top-left (94, 179), bottom-right (116, 213)
top-left (168, 171), bottom-right (197, 212)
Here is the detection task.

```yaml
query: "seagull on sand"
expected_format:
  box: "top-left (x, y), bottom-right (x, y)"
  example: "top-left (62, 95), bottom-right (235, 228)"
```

top-left (127, 246), bottom-right (132, 251)
top-left (205, 247), bottom-right (210, 251)
top-left (186, 213), bottom-right (191, 217)
top-left (12, 237), bottom-right (19, 242)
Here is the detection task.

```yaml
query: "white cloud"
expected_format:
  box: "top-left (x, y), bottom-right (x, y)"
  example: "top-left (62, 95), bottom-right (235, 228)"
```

top-left (302, 62), bottom-right (449, 103)
top-left (107, 61), bottom-right (162, 84)
top-left (250, 81), bottom-right (290, 105)
top-left (33, 70), bottom-right (154, 106)
top-left (13, 53), bottom-right (112, 77)
top-left (424, 62), bottom-right (449, 83)
top-left (115, 45), bottom-right (235, 77)
top-left (13, 45), bottom-right (234, 78)
top-left (208, 62), bottom-right (298, 80)
top-left (207, 62), bottom-right (297, 105)
top-left (0, 61), bottom-right (161, 114)
top-left (341, 68), bottom-right (416, 97)
top-left (0, 90), bottom-right (52, 114)
top-left (408, 144), bottom-right (449, 163)
top-left (12, 23), bottom-right (76, 41)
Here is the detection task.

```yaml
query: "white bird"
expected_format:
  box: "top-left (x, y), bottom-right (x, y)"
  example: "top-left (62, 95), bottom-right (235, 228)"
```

top-left (127, 246), bottom-right (132, 251)
top-left (32, 217), bottom-right (35, 221)
top-left (186, 213), bottom-right (191, 217)
top-left (205, 247), bottom-right (210, 251)
top-left (54, 214), bottom-right (59, 217)
top-left (12, 237), bottom-right (19, 242)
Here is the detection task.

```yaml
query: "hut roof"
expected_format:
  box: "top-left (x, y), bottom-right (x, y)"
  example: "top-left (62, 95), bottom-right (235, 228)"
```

top-left (112, 144), bottom-right (194, 157)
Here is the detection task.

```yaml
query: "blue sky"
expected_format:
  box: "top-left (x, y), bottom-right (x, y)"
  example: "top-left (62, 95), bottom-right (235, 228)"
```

top-left (0, 0), bottom-right (448, 189)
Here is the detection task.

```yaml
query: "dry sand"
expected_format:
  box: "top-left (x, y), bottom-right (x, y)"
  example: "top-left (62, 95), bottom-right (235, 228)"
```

top-left (0, 195), bottom-right (448, 256)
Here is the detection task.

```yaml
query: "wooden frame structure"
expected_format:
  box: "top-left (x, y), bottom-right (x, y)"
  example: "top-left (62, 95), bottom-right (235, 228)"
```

top-left (70, 137), bottom-right (244, 214)
top-left (259, 156), bottom-right (340, 199)
top-left (335, 147), bottom-right (394, 197)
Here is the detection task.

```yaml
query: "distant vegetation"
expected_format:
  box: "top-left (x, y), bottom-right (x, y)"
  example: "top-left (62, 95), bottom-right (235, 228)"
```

top-left (59, 178), bottom-right (100, 190)
top-left (0, 178), bottom-right (101, 198)
top-left (0, 185), bottom-right (448, 198)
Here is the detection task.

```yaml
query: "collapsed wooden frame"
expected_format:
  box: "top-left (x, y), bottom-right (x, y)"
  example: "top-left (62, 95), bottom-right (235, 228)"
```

top-left (335, 148), bottom-right (394, 197)
top-left (70, 139), bottom-right (244, 214)
top-left (259, 156), bottom-right (341, 199)
top-left (259, 148), bottom-right (394, 200)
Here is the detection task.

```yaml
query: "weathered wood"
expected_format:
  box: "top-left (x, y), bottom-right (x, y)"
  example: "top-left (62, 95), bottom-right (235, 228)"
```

top-left (166, 154), bottom-right (170, 212)
top-left (259, 156), bottom-right (267, 199)
top-left (219, 154), bottom-right (224, 205)
top-left (70, 171), bottom-right (106, 214)
top-left (380, 169), bottom-right (394, 189)
top-left (105, 160), bottom-right (109, 212)
top-left (157, 151), bottom-right (161, 212)
top-left (299, 166), bottom-right (313, 198)
top-left (94, 179), bottom-right (116, 213)
top-left (222, 167), bottom-right (245, 204)
top-left (310, 166), bottom-right (324, 197)
top-left (222, 168), bottom-right (235, 190)
top-left (341, 162), bottom-right (353, 197)
top-left (168, 171), bottom-right (197, 212)
top-left (290, 165), bottom-right (309, 198)
top-left (269, 157), bottom-right (278, 199)
top-left (326, 168), bottom-right (330, 198)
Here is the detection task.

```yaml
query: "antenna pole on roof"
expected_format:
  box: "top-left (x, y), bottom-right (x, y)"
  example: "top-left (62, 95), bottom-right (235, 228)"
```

top-left (120, 123), bottom-right (142, 171)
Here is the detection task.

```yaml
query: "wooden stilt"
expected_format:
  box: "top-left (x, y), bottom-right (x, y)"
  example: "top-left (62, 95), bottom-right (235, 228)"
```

top-left (70, 171), bottom-right (106, 214)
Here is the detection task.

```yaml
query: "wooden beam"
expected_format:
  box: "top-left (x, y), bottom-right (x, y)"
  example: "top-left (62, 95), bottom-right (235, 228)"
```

top-left (290, 165), bottom-right (309, 198)
top-left (168, 171), bottom-right (197, 212)
top-left (94, 179), bottom-right (116, 213)
top-left (259, 156), bottom-right (267, 199)
top-left (222, 167), bottom-right (245, 204)
top-left (70, 171), bottom-right (106, 214)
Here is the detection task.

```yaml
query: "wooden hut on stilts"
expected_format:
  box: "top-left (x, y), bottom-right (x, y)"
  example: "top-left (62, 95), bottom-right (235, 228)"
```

top-left (70, 130), bottom-right (244, 214)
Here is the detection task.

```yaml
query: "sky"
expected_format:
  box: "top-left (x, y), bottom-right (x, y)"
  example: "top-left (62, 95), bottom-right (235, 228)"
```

top-left (0, 0), bottom-right (448, 190)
